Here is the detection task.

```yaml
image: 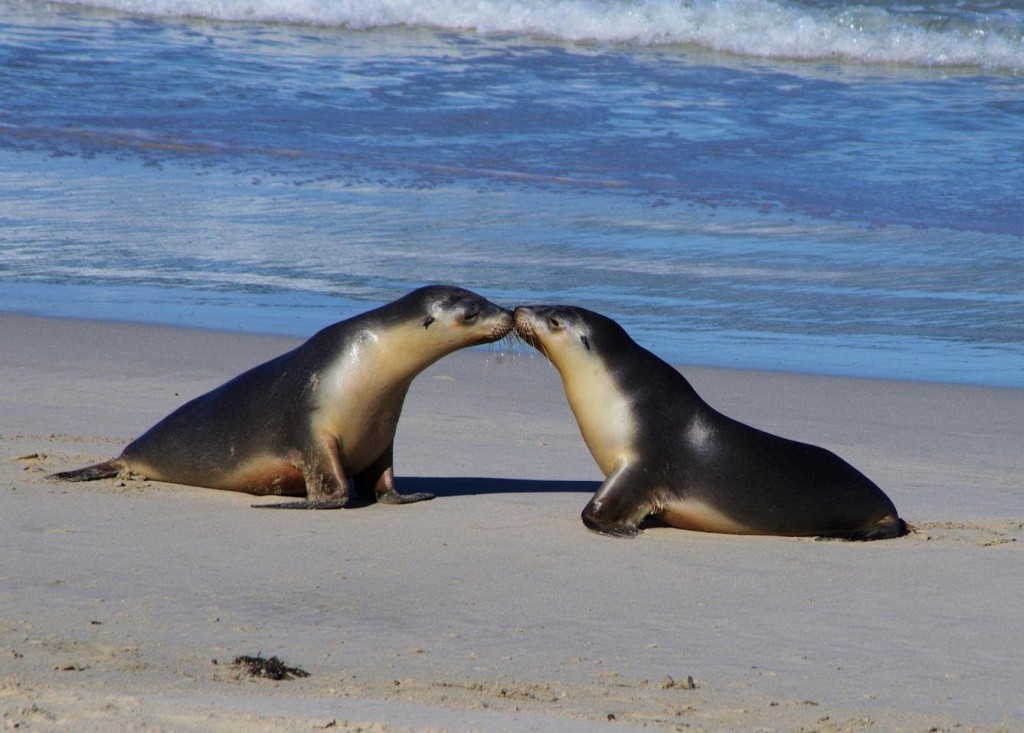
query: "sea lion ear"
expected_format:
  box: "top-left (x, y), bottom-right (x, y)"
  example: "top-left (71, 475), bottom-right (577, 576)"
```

top-left (581, 334), bottom-right (591, 351)
top-left (422, 316), bottom-right (435, 329)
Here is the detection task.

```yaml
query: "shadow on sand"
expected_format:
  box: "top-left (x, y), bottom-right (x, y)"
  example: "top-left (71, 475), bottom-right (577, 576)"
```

top-left (398, 476), bottom-right (600, 499)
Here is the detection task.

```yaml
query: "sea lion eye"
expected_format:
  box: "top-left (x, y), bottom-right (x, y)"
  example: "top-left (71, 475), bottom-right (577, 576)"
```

top-left (547, 315), bottom-right (562, 330)
top-left (580, 335), bottom-right (591, 351)
top-left (462, 309), bottom-right (479, 323)
top-left (422, 316), bottom-right (434, 329)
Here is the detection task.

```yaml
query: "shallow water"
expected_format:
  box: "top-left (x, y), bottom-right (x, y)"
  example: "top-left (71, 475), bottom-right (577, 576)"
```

top-left (1, 0), bottom-right (1022, 386)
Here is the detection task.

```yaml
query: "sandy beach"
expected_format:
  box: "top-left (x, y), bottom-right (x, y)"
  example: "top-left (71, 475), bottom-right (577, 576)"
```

top-left (2, 312), bottom-right (1023, 732)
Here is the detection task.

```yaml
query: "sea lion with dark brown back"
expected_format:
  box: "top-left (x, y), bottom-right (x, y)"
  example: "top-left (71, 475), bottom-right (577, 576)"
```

top-left (50, 286), bottom-right (513, 509)
top-left (514, 304), bottom-right (905, 539)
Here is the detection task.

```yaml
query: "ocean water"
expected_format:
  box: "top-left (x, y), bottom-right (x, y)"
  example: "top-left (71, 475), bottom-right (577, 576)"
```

top-left (1, 0), bottom-right (1022, 387)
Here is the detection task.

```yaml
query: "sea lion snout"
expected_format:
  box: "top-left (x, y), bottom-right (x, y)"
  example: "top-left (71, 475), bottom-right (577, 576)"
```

top-left (482, 306), bottom-right (515, 342)
top-left (513, 305), bottom-right (567, 348)
top-left (434, 287), bottom-right (513, 344)
top-left (489, 316), bottom-right (515, 342)
top-left (513, 306), bottom-right (537, 344)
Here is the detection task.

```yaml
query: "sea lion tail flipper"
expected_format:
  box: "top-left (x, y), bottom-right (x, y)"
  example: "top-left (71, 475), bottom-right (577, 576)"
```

top-left (580, 463), bottom-right (648, 538)
top-left (48, 460), bottom-right (124, 482)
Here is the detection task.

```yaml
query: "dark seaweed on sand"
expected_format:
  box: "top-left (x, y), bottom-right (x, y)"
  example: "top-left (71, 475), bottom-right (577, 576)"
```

top-left (232, 654), bottom-right (310, 681)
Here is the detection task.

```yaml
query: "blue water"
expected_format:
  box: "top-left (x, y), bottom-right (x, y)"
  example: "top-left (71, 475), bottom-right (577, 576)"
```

top-left (1, 0), bottom-right (1023, 387)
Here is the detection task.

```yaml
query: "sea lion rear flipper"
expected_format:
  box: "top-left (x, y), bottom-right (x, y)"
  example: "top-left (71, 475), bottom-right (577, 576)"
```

top-left (580, 462), bottom-right (651, 539)
top-left (817, 515), bottom-right (909, 541)
top-left (376, 490), bottom-right (435, 505)
top-left (47, 460), bottom-right (124, 482)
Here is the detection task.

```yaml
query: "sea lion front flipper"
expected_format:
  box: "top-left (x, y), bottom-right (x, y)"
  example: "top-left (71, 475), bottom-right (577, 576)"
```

top-left (252, 442), bottom-right (351, 509)
top-left (253, 497), bottom-right (352, 510)
top-left (580, 462), bottom-right (652, 538)
top-left (353, 444), bottom-right (435, 505)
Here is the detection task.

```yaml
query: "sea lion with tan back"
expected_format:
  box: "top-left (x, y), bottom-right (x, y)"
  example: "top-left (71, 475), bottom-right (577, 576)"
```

top-left (514, 304), bottom-right (905, 539)
top-left (50, 286), bottom-right (513, 509)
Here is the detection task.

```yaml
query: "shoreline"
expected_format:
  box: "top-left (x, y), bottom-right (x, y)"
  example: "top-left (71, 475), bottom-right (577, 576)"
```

top-left (5, 308), bottom-right (1023, 393)
top-left (4, 279), bottom-right (1022, 390)
top-left (3, 313), bottom-right (1023, 731)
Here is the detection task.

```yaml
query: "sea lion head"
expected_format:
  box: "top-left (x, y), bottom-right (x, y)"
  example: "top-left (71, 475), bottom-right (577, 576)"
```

top-left (514, 304), bottom-right (629, 372)
top-left (402, 285), bottom-right (514, 349)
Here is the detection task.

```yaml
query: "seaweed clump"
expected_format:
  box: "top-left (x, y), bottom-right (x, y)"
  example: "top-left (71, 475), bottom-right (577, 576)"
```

top-left (231, 654), bottom-right (310, 681)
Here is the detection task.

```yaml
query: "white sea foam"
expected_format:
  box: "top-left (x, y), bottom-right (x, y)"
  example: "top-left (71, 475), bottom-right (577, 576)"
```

top-left (66, 0), bottom-right (1024, 70)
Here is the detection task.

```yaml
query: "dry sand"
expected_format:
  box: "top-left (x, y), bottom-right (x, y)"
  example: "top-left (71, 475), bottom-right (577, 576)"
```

top-left (2, 313), bottom-right (1023, 732)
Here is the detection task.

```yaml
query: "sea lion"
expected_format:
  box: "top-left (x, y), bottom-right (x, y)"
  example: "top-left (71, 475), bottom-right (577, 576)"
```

top-left (50, 286), bottom-right (513, 509)
top-left (514, 305), bottom-right (905, 540)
